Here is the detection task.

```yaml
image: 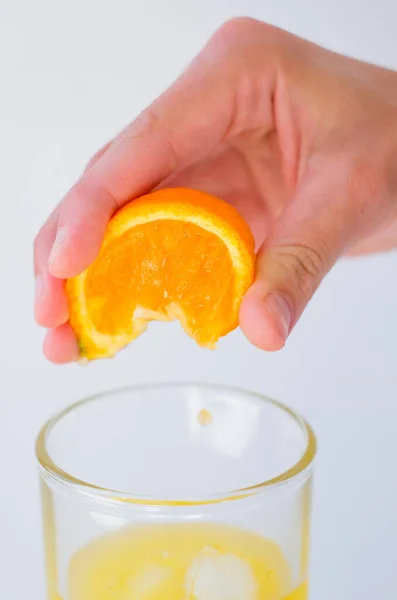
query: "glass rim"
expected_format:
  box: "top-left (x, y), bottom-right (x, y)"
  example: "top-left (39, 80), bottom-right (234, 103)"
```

top-left (36, 383), bottom-right (317, 506)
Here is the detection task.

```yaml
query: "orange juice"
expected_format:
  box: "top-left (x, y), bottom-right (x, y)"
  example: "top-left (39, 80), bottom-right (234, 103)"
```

top-left (63, 523), bottom-right (307, 599)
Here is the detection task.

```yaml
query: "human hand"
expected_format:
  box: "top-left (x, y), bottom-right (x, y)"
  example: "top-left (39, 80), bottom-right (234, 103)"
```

top-left (34, 18), bottom-right (397, 363)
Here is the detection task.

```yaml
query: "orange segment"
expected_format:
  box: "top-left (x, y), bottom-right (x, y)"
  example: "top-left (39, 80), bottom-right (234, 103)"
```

top-left (66, 188), bottom-right (255, 360)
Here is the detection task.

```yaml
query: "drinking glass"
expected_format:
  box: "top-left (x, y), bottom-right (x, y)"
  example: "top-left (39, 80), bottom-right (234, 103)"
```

top-left (36, 384), bottom-right (316, 600)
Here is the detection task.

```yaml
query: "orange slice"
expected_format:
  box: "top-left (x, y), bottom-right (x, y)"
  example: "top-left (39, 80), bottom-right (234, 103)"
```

top-left (66, 188), bottom-right (255, 360)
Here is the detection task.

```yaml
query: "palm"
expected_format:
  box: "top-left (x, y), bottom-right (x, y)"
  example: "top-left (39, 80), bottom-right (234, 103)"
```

top-left (167, 133), bottom-right (396, 257)
top-left (165, 134), bottom-right (287, 250)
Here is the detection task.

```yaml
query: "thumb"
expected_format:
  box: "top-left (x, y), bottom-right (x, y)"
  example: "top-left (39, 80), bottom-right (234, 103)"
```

top-left (240, 171), bottom-right (356, 350)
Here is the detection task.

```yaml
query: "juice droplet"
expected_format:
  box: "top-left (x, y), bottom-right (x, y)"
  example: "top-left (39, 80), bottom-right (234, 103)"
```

top-left (197, 409), bottom-right (213, 427)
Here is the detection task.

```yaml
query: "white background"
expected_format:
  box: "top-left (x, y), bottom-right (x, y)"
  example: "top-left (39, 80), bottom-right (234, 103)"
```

top-left (1, 1), bottom-right (397, 598)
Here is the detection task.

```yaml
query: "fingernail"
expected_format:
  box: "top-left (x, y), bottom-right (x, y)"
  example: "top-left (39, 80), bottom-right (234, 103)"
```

top-left (48, 227), bottom-right (68, 270)
top-left (264, 293), bottom-right (292, 340)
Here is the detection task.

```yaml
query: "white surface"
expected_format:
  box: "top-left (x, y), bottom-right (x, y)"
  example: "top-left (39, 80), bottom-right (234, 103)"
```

top-left (1, 1), bottom-right (397, 598)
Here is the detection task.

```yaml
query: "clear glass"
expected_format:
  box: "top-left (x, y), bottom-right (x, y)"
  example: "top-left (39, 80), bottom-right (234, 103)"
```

top-left (36, 384), bottom-right (316, 600)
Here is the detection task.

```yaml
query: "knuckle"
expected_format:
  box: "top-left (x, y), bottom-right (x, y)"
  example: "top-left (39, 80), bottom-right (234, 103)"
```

top-left (120, 107), bottom-right (158, 142)
top-left (276, 244), bottom-right (326, 298)
top-left (212, 17), bottom-right (264, 46)
top-left (133, 105), bottom-right (160, 134)
top-left (84, 155), bottom-right (99, 173)
top-left (118, 104), bottom-right (171, 152)
top-left (76, 177), bottom-right (119, 214)
top-left (123, 105), bottom-right (179, 171)
top-left (84, 147), bottom-right (105, 172)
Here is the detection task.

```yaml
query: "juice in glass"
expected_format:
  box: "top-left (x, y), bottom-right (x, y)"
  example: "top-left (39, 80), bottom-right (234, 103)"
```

top-left (37, 385), bottom-right (315, 600)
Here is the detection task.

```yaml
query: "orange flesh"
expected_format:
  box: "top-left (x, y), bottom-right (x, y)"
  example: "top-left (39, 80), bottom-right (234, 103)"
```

top-left (67, 188), bottom-right (256, 359)
top-left (85, 220), bottom-right (235, 346)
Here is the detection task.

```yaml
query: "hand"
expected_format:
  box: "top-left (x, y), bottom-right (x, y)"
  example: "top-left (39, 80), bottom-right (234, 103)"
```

top-left (34, 17), bottom-right (397, 363)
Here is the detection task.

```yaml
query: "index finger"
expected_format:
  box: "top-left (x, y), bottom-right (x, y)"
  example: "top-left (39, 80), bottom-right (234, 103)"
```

top-left (48, 45), bottom-right (238, 279)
